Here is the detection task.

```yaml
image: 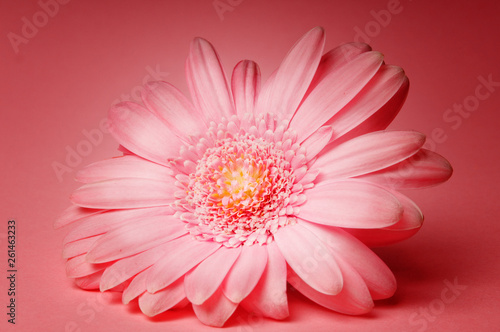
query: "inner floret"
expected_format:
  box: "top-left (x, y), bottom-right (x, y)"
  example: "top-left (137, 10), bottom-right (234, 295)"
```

top-left (185, 134), bottom-right (295, 246)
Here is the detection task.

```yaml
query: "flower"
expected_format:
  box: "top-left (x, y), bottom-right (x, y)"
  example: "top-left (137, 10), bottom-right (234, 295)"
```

top-left (56, 27), bottom-right (452, 327)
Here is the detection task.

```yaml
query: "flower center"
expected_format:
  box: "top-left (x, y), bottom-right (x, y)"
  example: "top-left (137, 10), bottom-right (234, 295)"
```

top-left (185, 134), bottom-right (294, 246)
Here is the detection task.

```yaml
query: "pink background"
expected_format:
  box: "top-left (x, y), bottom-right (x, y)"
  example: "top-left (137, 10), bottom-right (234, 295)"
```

top-left (1, 0), bottom-right (499, 331)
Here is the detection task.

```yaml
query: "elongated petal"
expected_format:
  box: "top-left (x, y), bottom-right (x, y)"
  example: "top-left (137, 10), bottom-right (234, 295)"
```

top-left (222, 244), bottom-right (267, 303)
top-left (63, 235), bottom-right (101, 259)
top-left (255, 27), bottom-right (325, 120)
top-left (64, 206), bottom-right (174, 244)
top-left (100, 239), bottom-right (181, 291)
top-left (86, 216), bottom-right (187, 263)
top-left (75, 270), bottom-right (103, 290)
top-left (300, 126), bottom-right (334, 163)
top-left (232, 60), bottom-right (261, 116)
top-left (314, 131), bottom-right (426, 179)
top-left (357, 149), bottom-right (453, 189)
top-left (122, 268), bottom-right (150, 304)
top-left (192, 288), bottom-right (238, 327)
top-left (142, 81), bottom-right (206, 138)
top-left (291, 51), bottom-right (384, 142)
top-left (54, 205), bottom-right (103, 229)
top-left (274, 223), bottom-right (342, 295)
top-left (327, 65), bottom-right (408, 139)
top-left (66, 254), bottom-right (112, 278)
top-left (186, 37), bottom-right (234, 121)
top-left (288, 257), bottom-right (374, 314)
top-left (71, 178), bottom-right (176, 209)
top-left (108, 102), bottom-right (181, 166)
top-left (241, 242), bottom-right (288, 320)
top-left (301, 221), bottom-right (396, 300)
top-left (146, 238), bottom-right (221, 293)
top-left (299, 180), bottom-right (403, 228)
top-left (139, 277), bottom-right (185, 317)
top-left (76, 155), bottom-right (173, 183)
top-left (344, 191), bottom-right (424, 247)
top-left (185, 246), bottom-right (241, 305)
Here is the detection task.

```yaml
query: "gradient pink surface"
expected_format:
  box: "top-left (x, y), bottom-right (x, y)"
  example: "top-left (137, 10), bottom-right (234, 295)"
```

top-left (1, 0), bottom-right (499, 331)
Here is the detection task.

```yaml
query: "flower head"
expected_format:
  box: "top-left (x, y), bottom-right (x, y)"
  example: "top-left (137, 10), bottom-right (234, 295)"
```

top-left (56, 27), bottom-right (452, 327)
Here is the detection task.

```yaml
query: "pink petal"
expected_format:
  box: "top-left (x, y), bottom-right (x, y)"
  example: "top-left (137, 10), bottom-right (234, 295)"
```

top-left (54, 204), bottom-right (103, 229)
top-left (75, 155), bottom-right (173, 183)
top-left (139, 277), bottom-right (186, 317)
top-left (300, 221), bottom-right (396, 300)
top-left (122, 268), bottom-right (150, 304)
top-left (74, 271), bottom-right (103, 290)
top-left (100, 239), bottom-right (182, 291)
top-left (357, 149), bottom-right (453, 189)
top-left (192, 288), bottom-right (238, 327)
top-left (66, 254), bottom-right (112, 278)
top-left (255, 27), bottom-right (325, 121)
top-left (241, 242), bottom-right (289, 320)
top-left (314, 131), bottom-right (426, 179)
top-left (307, 43), bottom-right (372, 93)
top-left (146, 237), bottom-right (221, 293)
top-left (86, 215), bottom-right (187, 263)
top-left (142, 81), bottom-right (206, 138)
top-left (299, 180), bottom-right (403, 228)
top-left (222, 244), bottom-right (268, 303)
top-left (288, 256), bottom-right (374, 314)
top-left (184, 246), bottom-right (241, 305)
top-left (232, 60), bottom-right (261, 116)
top-left (63, 206), bottom-right (174, 244)
top-left (71, 178), bottom-right (176, 209)
top-left (186, 37), bottom-right (234, 122)
top-left (290, 51), bottom-right (384, 143)
top-left (63, 235), bottom-right (101, 259)
top-left (329, 65), bottom-right (409, 142)
top-left (300, 126), bottom-right (334, 163)
top-left (344, 190), bottom-right (424, 247)
top-left (108, 102), bottom-right (182, 166)
top-left (274, 223), bottom-right (343, 295)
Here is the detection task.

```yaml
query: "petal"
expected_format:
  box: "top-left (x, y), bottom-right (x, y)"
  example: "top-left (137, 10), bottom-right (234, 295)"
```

top-left (329, 66), bottom-right (409, 142)
top-left (75, 155), bottom-right (173, 183)
top-left (63, 206), bottom-right (174, 244)
top-left (63, 235), bottom-right (101, 259)
top-left (142, 81), bottom-right (206, 138)
top-left (288, 256), bottom-right (374, 314)
top-left (299, 180), bottom-right (403, 228)
top-left (357, 149), bottom-right (453, 189)
top-left (232, 60), bottom-right (261, 116)
top-left (75, 271), bottom-right (103, 290)
top-left (314, 131), bottom-right (426, 179)
top-left (146, 237), bottom-right (221, 293)
top-left (86, 215), bottom-right (187, 263)
top-left (122, 268), bottom-right (150, 304)
top-left (274, 223), bottom-right (343, 295)
top-left (100, 239), bottom-right (180, 291)
top-left (192, 288), bottom-right (238, 327)
top-left (301, 221), bottom-right (396, 300)
top-left (66, 254), bottom-right (112, 278)
top-left (186, 37), bottom-right (234, 122)
top-left (300, 125), bottom-right (334, 163)
top-left (222, 244), bottom-right (268, 303)
top-left (139, 277), bottom-right (186, 317)
top-left (290, 51), bottom-right (384, 142)
top-left (344, 190), bottom-right (424, 247)
top-left (241, 242), bottom-right (289, 320)
top-left (255, 27), bottom-right (325, 121)
top-left (108, 102), bottom-right (182, 166)
top-left (54, 205), bottom-right (103, 229)
top-left (71, 178), bottom-right (176, 209)
top-left (184, 246), bottom-right (241, 305)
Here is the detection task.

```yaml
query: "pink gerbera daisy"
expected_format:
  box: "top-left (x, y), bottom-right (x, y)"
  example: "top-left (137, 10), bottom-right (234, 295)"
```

top-left (56, 27), bottom-right (452, 327)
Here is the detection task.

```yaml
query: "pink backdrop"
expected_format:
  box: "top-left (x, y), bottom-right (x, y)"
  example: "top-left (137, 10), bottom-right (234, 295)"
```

top-left (1, 0), bottom-right (499, 331)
